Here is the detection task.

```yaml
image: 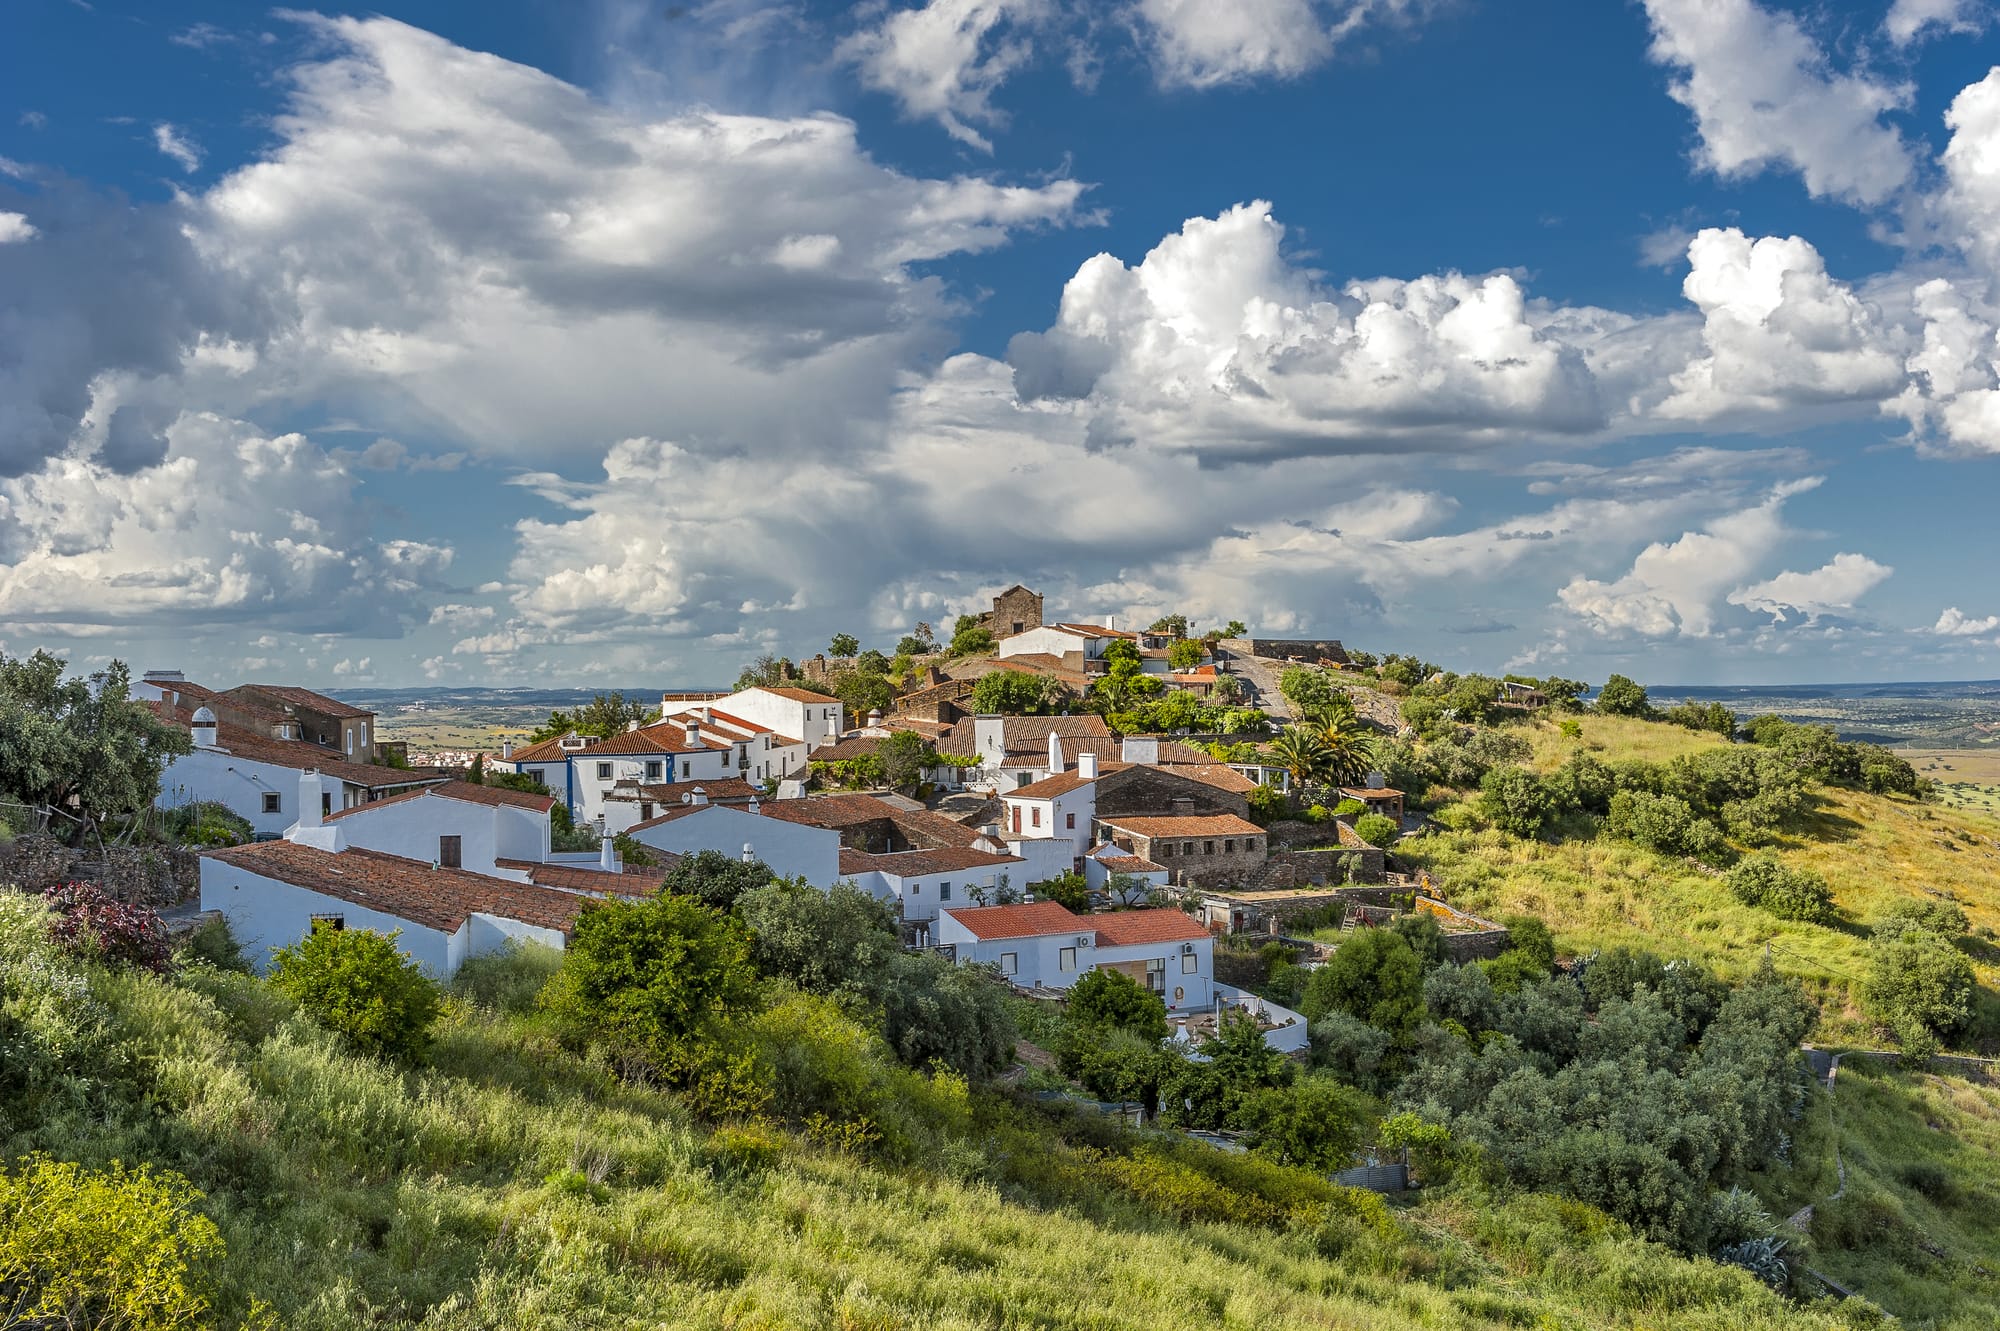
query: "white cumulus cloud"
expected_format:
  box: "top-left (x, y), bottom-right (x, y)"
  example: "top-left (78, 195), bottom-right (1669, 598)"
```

top-left (839, 0), bottom-right (1050, 151)
top-left (1640, 0), bottom-right (1914, 205)
top-left (1728, 552), bottom-right (1894, 624)
top-left (0, 212), bottom-right (35, 244)
top-left (1885, 0), bottom-right (1989, 47)
top-left (1933, 607), bottom-right (2000, 636)
top-left (152, 123), bottom-right (203, 173)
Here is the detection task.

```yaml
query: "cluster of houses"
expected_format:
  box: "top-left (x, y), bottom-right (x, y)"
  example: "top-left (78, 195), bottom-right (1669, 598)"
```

top-left (150, 592), bottom-right (1409, 1049)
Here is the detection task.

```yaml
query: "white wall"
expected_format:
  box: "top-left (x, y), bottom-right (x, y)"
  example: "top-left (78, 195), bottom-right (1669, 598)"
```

top-left (332, 794), bottom-right (502, 875)
top-left (1211, 984), bottom-right (1308, 1052)
top-left (997, 627), bottom-right (1094, 659)
top-left (158, 747), bottom-right (366, 839)
top-left (1003, 837), bottom-right (1076, 885)
top-left (201, 857), bottom-right (454, 975)
top-left (934, 914), bottom-right (1213, 1012)
top-left (670, 690), bottom-right (842, 749)
top-left (626, 805), bottom-right (840, 887)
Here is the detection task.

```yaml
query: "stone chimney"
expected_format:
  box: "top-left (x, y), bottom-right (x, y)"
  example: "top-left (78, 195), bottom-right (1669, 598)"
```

top-left (1078, 750), bottom-right (1099, 779)
top-left (191, 706), bottom-right (218, 749)
top-left (1048, 730), bottom-right (1064, 775)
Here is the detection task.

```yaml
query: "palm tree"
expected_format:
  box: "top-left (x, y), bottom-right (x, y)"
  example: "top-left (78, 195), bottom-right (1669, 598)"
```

top-left (1267, 728), bottom-right (1332, 791)
top-left (1314, 721), bottom-right (1378, 788)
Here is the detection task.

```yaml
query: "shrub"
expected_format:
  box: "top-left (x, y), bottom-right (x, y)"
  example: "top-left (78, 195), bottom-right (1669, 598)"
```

top-left (1244, 1076), bottom-right (1365, 1172)
top-left (1593, 674), bottom-right (1653, 718)
top-left (0, 1154), bottom-right (235, 1329)
top-left (1478, 765), bottom-right (1556, 838)
top-left (1865, 924), bottom-right (1975, 1055)
top-left (541, 894), bottom-right (763, 1083)
top-left (1068, 967), bottom-right (1167, 1042)
top-left (1303, 928), bottom-right (1424, 1041)
top-left (270, 925), bottom-right (442, 1061)
top-left (41, 881), bottom-right (171, 973)
top-left (736, 880), bottom-right (898, 1002)
top-left (1603, 789), bottom-right (1726, 862)
top-left (1353, 813), bottom-right (1400, 848)
top-left (876, 950), bottom-right (1015, 1080)
top-left (661, 849), bottom-right (777, 912)
top-left (1725, 855), bottom-right (1835, 924)
top-left (1331, 797), bottom-right (1366, 818)
top-left (1876, 897), bottom-right (1968, 938)
top-left (449, 939), bottom-right (566, 1015)
top-left (161, 799), bottom-right (253, 847)
top-left (176, 915), bottom-right (252, 973)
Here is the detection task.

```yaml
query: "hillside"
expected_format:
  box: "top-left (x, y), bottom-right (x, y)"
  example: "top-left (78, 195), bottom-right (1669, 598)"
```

top-left (1, 895), bottom-right (1872, 1331)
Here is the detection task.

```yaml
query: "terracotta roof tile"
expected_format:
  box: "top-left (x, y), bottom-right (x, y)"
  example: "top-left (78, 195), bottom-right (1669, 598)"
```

top-left (941, 900), bottom-right (1083, 940)
top-left (236, 684), bottom-right (373, 719)
top-left (752, 686), bottom-right (841, 704)
top-left (170, 712), bottom-right (441, 792)
top-left (202, 842), bottom-right (586, 934)
top-left (1094, 854), bottom-right (1165, 875)
top-left (495, 857), bottom-right (676, 897)
top-left (838, 846), bottom-right (1024, 878)
top-left (1092, 909), bottom-right (1209, 946)
top-left (1005, 770), bottom-right (1098, 799)
top-left (1098, 813), bottom-right (1265, 839)
top-left (322, 780), bottom-right (555, 822)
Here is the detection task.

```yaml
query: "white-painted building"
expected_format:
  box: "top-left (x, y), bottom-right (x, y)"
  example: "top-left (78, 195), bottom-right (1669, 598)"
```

top-left (156, 706), bottom-right (441, 839)
top-left (997, 623), bottom-right (1136, 661)
top-left (317, 778), bottom-right (556, 876)
top-left (624, 800), bottom-right (842, 887)
top-left (838, 845), bottom-right (1027, 947)
top-left (662, 686), bottom-right (843, 751)
top-left (1084, 842), bottom-right (1169, 899)
top-left (998, 747), bottom-right (1099, 856)
top-left (935, 901), bottom-right (1215, 1014)
top-left (947, 715), bottom-right (1118, 793)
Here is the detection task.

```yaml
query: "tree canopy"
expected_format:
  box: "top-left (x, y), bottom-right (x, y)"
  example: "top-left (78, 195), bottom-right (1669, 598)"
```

top-left (0, 652), bottom-right (190, 842)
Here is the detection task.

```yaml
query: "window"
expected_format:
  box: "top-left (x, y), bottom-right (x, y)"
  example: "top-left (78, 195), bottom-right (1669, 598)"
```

top-left (1066, 813), bottom-right (1075, 830)
top-left (645, 760), bottom-right (662, 780)
top-left (910, 880), bottom-right (921, 894)
top-left (1144, 958), bottom-right (1166, 992)
top-left (1204, 840), bottom-right (1215, 856)
top-left (1031, 807), bottom-right (1041, 828)
top-left (999, 952), bottom-right (1018, 976)
top-left (309, 914), bottom-right (344, 932)
top-left (1182, 951), bottom-right (1198, 974)
top-left (640, 802), bottom-right (654, 821)
top-left (1247, 838), bottom-right (1258, 853)
top-left (939, 882), bottom-right (951, 901)
top-left (439, 835), bottom-right (462, 869)
top-left (1224, 838), bottom-right (1234, 854)
top-left (1016, 773), bottom-right (1030, 788)
top-left (596, 762), bottom-right (612, 780)
top-left (321, 792), bottom-right (333, 817)
top-left (1158, 842), bottom-right (1172, 857)
top-left (261, 792), bottom-right (281, 814)
top-left (1059, 947), bottom-right (1076, 972)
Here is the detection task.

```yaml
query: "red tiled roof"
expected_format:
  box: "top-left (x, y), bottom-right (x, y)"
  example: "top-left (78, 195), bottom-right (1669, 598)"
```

top-left (322, 780), bottom-right (555, 822)
top-left (839, 846), bottom-right (1024, 878)
top-left (501, 735), bottom-right (581, 764)
top-left (202, 842), bottom-right (586, 934)
top-left (237, 684), bottom-right (373, 720)
top-left (751, 686), bottom-right (841, 704)
top-left (589, 723), bottom-right (730, 756)
top-left (1098, 813), bottom-right (1265, 839)
top-left (1339, 785), bottom-right (1404, 799)
top-left (1005, 770), bottom-right (1098, 799)
top-left (941, 900), bottom-right (1083, 940)
top-left (495, 857), bottom-right (676, 897)
top-left (1094, 854), bottom-right (1165, 875)
top-left (1050, 623), bottom-right (1136, 639)
top-left (164, 708), bottom-right (440, 792)
top-left (1158, 763), bottom-right (1260, 795)
top-left (1092, 909), bottom-right (1208, 946)
top-left (605, 777), bottom-right (760, 804)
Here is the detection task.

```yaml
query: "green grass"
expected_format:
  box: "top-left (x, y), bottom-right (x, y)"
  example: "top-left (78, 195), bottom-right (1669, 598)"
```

top-left (5, 930), bottom-right (1872, 1331)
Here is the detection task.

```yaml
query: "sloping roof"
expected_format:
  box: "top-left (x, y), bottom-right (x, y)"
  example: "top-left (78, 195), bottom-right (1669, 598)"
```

top-left (167, 708), bottom-right (439, 792)
top-left (1093, 854), bottom-right (1165, 875)
top-left (757, 795), bottom-right (982, 848)
top-left (811, 736), bottom-right (885, 763)
top-left (1099, 813), bottom-right (1265, 839)
top-left (1049, 623), bottom-right (1136, 640)
top-left (499, 735), bottom-right (579, 764)
top-left (1339, 785), bottom-right (1404, 799)
top-left (238, 684), bottom-right (373, 719)
top-left (495, 857), bottom-right (676, 897)
top-left (1092, 909), bottom-right (1209, 946)
top-left (605, 777), bottom-right (760, 805)
top-left (1158, 763), bottom-right (1260, 795)
top-left (938, 715), bottom-right (1114, 761)
top-left (589, 723), bottom-right (730, 756)
top-left (202, 842), bottom-right (586, 934)
top-left (750, 686), bottom-right (840, 704)
top-left (322, 780), bottom-right (555, 822)
top-left (839, 846), bottom-right (1024, 878)
top-left (942, 900), bottom-right (1083, 940)
top-left (1005, 770), bottom-right (1098, 799)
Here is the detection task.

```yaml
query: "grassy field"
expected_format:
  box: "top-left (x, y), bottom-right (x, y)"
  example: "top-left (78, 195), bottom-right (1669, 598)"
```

top-left (3, 930), bottom-right (1872, 1331)
top-left (1404, 714), bottom-right (2000, 1050)
top-left (1899, 748), bottom-right (2000, 816)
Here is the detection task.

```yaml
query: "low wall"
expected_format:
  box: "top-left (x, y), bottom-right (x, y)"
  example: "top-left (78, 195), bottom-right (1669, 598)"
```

top-left (0, 834), bottom-right (201, 906)
top-left (1244, 638), bottom-right (1348, 665)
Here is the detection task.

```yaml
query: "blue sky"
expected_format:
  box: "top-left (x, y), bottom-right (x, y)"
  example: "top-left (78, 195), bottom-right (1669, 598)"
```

top-left (1, 0), bottom-right (1997, 690)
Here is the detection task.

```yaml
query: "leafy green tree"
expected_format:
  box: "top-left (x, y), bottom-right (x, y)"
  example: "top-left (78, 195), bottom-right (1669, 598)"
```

top-left (1091, 643), bottom-right (1163, 713)
top-left (1312, 720), bottom-right (1376, 786)
top-left (1223, 620), bottom-right (1247, 638)
top-left (1303, 928), bottom-right (1425, 1042)
top-left (1479, 765), bottom-right (1556, 838)
top-left (0, 652), bottom-right (190, 843)
top-left (530, 690), bottom-right (652, 742)
top-left (1389, 912), bottom-right (1447, 970)
top-left (270, 925), bottom-right (442, 1062)
top-left (876, 950), bottom-right (1014, 1079)
top-left (1278, 667), bottom-right (1344, 716)
top-left (1036, 871), bottom-right (1090, 913)
top-left (870, 730), bottom-right (934, 793)
top-left (828, 632), bottom-right (861, 658)
top-left (1069, 967), bottom-right (1169, 1042)
top-left (1593, 674), bottom-right (1655, 718)
top-left (465, 753), bottom-right (485, 785)
top-left (540, 894), bottom-right (764, 1078)
top-left (1147, 614), bottom-right (1190, 637)
top-left (1445, 674), bottom-right (1502, 725)
top-left (1245, 1076), bottom-right (1365, 1171)
top-left (832, 668), bottom-right (895, 721)
top-left (736, 881), bottom-right (899, 1002)
top-left (971, 670), bottom-right (1069, 715)
top-left (1352, 813), bottom-right (1400, 848)
top-left (662, 848), bottom-right (777, 912)
top-left (1603, 789), bottom-right (1726, 862)
top-left (1167, 639), bottom-right (1205, 670)
top-left (948, 616), bottom-right (997, 657)
top-left (1664, 700), bottom-right (1738, 737)
top-left (1543, 751), bottom-right (1617, 815)
top-left (1164, 1007), bottom-right (1298, 1130)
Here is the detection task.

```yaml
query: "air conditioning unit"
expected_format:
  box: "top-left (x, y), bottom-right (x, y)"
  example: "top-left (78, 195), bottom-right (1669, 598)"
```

top-left (1075, 935), bottom-right (1093, 948)
top-left (1181, 942), bottom-right (1197, 955)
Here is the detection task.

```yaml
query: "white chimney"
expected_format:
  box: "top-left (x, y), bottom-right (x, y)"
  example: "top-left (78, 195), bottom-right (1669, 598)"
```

top-left (599, 829), bottom-right (616, 872)
top-left (741, 842), bottom-right (756, 864)
top-left (684, 718), bottom-right (701, 747)
top-left (627, 719), bottom-right (642, 733)
top-left (191, 706), bottom-right (218, 749)
top-left (1122, 736), bottom-right (1160, 766)
top-left (501, 739), bottom-right (514, 760)
top-left (698, 705), bottom-right (713, 723)
top-left (1078, 751), bottom-right (1099, 779)
top-left (1048, 730), bottom-right (1064, 775)
top-left (747, 796), bottom-right (760, 814)
top-left (298, 770), bottom-right (326, 829)
top-left (691, 786), bottom-right (709, 806)
top-left (287, 769), bottom-right (347, 851)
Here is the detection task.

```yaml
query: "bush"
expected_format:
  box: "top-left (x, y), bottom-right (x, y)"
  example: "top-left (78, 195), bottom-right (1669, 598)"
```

top-left (1725, 855), bottom-right (1835, 924)
top-left (176, 915), bottom-right (252, 973)
top-left (1353, 813), bottom-right (1400, 848)
top-left (661, 849), bottom-right (777, 912)
top-left (161, 799), bottom-right (253, 847)
top-left (1865, 924), bottom-right (1975, 1055)
top-left (1244, 1076), bottom-right (1366, 1172)
top-left (1876, 897), bottom-right (1968, 938)
top-left (1068, 967), bottom-right (1167, 1042)
top-left (1331, 797), bottom-right (1366, 818)
top-left (41, 881), bottom-right (171, 973)
top-left (270, 925), bottom-right (442, 1061)
top-left (0, 1154), bottom-right (236, 1329)
top-left (736, 880), bottom-right (898, 1002)
top-left (876, 951), bottom-right (1015, 1080)
top-left (1303, 928), bottom-right (1424, 1041)
top-left (1603, 789), bottom-right (1726, 862)
top-left (1594, 674), bottom-right (1653, 718)
top-left (1478, 765), bottom-right (1555, 838)
top-left (449, 939), bottom-right (566, 1015)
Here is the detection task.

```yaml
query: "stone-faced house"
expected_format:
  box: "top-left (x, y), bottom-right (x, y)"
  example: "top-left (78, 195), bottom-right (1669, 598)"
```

top-left (1095, 812), bottom-right (1268, 886)
top-left (971, 584), bottom-right (1045, 638)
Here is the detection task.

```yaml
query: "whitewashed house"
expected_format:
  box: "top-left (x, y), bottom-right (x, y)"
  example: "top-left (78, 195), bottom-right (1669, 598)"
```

top-left (997, 623), bottom-right (1136, 661)
top-left (318, 778), bottom-right (556, 876)
top-left (942, 714), bottom-right (1117, 793)
top-left (624, 799), bottom-right (842, 887)
top-left (1084, 843), bottom-right (1170, 899)
top-left (838, 846), bottom-right (1027, 947)
top-left (156, 706), bottom-right (441, 839)
top-left (935, 901), bottom-right (1215, 1014)
top-left (662, 686), bottom-right (843, 751)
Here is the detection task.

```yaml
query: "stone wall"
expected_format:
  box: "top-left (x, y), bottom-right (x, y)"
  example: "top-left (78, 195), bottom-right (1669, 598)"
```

top-left (1244, 638), bottom-right (1349, 665)
top-left (0, 833), bottom-right (201, 906)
